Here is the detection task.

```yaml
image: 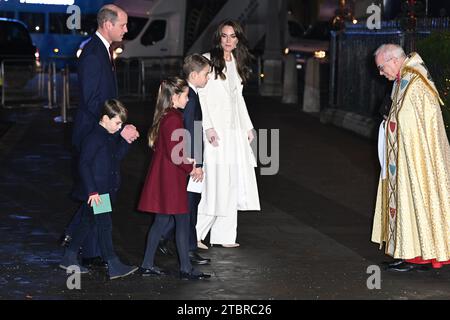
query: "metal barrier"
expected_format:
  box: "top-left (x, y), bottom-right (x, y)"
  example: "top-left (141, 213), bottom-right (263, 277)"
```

top-left (0, 59), bottom-right (46, 108)
top-left (1, 55), bottom-right (257, 112)
top-left (43, 61), bottom-right (57, 109)
top-left (116, 56), bottom-right (183, 100)
top-left (54, 67), bottom-right (72, 123)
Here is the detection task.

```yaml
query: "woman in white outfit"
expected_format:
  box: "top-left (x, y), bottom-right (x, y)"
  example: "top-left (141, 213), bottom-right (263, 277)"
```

top-left (196, 19), bottom-right (260, 248)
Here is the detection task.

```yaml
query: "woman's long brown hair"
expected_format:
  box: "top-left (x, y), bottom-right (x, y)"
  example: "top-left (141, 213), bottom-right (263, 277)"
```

top-left (147, 77), bottom-right (188, 148)
top-left (210, 19), bottom-right (254, 84)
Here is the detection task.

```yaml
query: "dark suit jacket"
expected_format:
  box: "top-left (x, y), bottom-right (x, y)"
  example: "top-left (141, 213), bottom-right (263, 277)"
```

top-left (182, 86), bottom-right (203, 167)
top-left (72, 34), bottom-right (117, 151)
top-left (72, 124), bottom-right (129, 203)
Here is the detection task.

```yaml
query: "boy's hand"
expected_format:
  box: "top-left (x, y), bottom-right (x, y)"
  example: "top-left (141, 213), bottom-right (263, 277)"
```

top-left (121, 124), bottom-right (140, 143)
top-left (88, 194), bottom-right (101, 207)
top-left (191, 167), bottom-right (204, 182)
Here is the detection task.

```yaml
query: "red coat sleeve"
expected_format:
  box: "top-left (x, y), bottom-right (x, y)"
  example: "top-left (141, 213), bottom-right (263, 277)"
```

top-left (160, 113), bottom-right (194, 174)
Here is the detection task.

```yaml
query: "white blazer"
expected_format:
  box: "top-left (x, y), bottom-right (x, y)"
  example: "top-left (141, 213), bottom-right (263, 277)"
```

top-left (197, 52), bottom-right (260, 216)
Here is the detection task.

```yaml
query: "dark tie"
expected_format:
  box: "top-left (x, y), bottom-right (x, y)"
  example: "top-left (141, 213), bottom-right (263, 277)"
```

top-left (109, 46), bottom-right (115, 71)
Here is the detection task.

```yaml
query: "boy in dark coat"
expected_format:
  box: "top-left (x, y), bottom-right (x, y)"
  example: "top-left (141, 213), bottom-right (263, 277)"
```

top-left (60, 99), bottom-right (138, 280)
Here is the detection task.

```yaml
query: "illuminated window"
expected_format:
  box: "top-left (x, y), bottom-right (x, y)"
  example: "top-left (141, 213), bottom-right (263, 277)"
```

top-left (141, 20), bottom-right (166, 46)
top-left (124, 16), bottom-right (148, 41)
top-left (18, 12), bottom-right (45, 33)
top-left (0, 11), bottom-right (15, 19)
top-left (76, 14), bottom-right (97, 36)
top-left (49, 12), bottom-right (71, 34)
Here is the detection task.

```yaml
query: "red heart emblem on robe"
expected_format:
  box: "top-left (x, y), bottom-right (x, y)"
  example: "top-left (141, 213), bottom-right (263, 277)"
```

top-left (389, 121), bottom-right (397, 133)
top-left (389, 207), bottom-right (397, 218)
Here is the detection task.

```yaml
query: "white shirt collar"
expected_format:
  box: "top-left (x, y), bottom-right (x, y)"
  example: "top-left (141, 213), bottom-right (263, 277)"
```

top-left (95, 31), bottom-right (111, 53)
top-left (188, 82), bottom-right (198, 94)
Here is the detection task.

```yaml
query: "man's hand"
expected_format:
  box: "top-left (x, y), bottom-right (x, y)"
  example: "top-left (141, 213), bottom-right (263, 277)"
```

top-left (121, 124), bottom-right (140, 143)
top-left (206, 128), bottom-right (219, 147)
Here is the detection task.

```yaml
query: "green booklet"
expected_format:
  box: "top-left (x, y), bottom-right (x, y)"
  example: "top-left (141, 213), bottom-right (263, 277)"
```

top-left (92, 193), bottom-right (112, 214)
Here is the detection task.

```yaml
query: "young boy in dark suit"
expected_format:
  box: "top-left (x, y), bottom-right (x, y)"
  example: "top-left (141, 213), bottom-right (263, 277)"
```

top-left (60, 99), bottom-right (138, 280)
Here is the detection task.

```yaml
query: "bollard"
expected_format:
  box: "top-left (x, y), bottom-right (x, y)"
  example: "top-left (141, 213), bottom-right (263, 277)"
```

top-left (257, 56), bottom-right (262, 90)
top-left (140, 59), bottom-right (146, 101)
top-left (52, 62), bottom-right (57, 107)
top-left (44, 62), bottom-right (57, 109)
top-left (45, 62), bottom-right (53, 108)
top-left (303, 57), bottom-right (321, 113)
top-left (65, 67), bottom-right (73, 109)
top-left (54, 66), bottom-right (72, 123)
top-left (259, 59), bottom-right (283, 96)
top-left (54, 68), bottom-right (67, 123)
top-left (61, 67), bottom-right (67, 122)
top-left (281, 54), bottom-right (298, 104)
top-left (38, 63), bottom-right (44, 98)
top-left (1, 61), bottom-right (4, 107)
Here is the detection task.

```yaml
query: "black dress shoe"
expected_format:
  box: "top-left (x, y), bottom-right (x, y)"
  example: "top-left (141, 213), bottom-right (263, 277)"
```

top-left (81, 257), bottom-right (108, 269)
top-left (189, 251), bottom-right (211, 265)
top-left (60, 234), bottom-right (72, 247)
top-left (157, 240), bottom-right (173, 256)
top-left (382, 259), bottom-right (404, 269)
top-left (180, 270), bottom-right (211, 280)
top-left (388, 261), bottom-right (431, 272)
top-left (138, 266), bottom-right (167, 276)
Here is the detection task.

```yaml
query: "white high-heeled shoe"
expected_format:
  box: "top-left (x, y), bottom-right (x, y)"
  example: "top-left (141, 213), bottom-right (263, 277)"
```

top-left (197, 241), bottom-right (208, 250)
top-left (220, 243), bottom-right (240, 248)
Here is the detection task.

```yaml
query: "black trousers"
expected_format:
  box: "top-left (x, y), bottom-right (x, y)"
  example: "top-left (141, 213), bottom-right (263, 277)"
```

top-left (66, 203), bottom-right (116, 261)
top-left (66, 149), bottom-right (101, 258)
top-left (142, 213), bottom-right (192, 273)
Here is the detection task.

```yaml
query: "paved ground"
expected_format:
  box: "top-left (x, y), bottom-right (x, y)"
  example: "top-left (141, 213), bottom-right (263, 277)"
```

top-left (0, 93), bottom-right (449, 301)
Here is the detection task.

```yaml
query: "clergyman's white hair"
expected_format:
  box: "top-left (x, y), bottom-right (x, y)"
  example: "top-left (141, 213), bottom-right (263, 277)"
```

top-left (374, 44), bottom-right (406, 59)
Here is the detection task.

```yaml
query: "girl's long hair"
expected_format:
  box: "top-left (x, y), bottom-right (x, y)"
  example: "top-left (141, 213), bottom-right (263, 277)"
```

top-left (210, 19), bottom-right (254, 84)
top-left (148, 77), bottom-right (188, 148)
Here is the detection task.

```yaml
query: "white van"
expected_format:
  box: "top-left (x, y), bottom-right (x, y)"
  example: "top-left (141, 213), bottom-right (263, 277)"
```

top-left (114, 0), bottom-right (187, 59)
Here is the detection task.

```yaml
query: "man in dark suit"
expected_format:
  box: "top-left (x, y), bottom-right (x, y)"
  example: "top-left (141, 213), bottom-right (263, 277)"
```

top-left (158, 54), bottom-right (212, 265)
top-left (62, 4), bottom-right (138, 267)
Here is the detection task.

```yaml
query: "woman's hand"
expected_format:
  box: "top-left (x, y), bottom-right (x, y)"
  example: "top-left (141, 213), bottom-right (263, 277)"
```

top-left (248, 129), bottom-right (255, 143)
top-left (206, 128), bottom-right (220, 147)
top-left (88, 194), bottom-right (101, 207)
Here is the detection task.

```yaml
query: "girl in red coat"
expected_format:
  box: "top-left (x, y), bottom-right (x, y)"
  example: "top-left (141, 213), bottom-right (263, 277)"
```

top-left (138, 77), bottom-right (211, 280)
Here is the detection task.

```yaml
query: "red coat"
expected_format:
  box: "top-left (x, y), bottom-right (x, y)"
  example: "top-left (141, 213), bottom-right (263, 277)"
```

top-left (138, 108), bottom-right (193, 214)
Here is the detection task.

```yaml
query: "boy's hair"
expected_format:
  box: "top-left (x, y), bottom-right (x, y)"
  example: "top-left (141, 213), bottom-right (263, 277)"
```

top-left (101, 99), bottom-right (128, 122)
top-left (182, 54), bottom-right (211, 78)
